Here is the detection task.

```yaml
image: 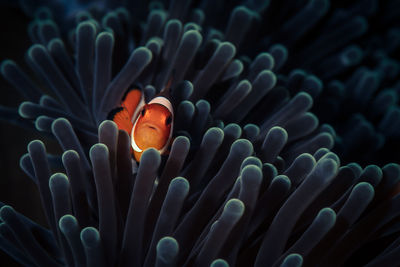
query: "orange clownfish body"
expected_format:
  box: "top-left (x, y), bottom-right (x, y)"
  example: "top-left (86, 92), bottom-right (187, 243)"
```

top-left (109, 89), bottom-right (174, 162)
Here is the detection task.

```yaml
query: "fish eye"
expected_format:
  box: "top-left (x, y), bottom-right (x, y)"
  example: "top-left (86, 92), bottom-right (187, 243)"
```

top-left (166, 115), bottom-right (172, 125)
top-left (141, 108), bottom-right (146, 116)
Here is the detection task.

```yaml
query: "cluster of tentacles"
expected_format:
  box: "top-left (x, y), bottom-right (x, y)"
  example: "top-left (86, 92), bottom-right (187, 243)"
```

top-left (0, 0), bottom-right (399, 266)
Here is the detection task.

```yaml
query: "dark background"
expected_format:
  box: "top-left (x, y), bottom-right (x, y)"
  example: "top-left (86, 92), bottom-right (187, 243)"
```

top-left (0, 1), bottom-right (399, 266)
top-left (0, 6), bottom-right (49, 266)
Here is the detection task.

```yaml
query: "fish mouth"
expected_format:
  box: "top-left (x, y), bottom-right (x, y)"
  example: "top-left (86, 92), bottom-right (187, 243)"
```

top-left (141, 122), bottom-right (160, 133)
top-left (131, 124), bottom-right (161, 153)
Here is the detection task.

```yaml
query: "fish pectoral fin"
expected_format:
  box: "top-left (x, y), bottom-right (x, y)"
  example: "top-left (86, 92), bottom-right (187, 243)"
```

top-left (109, 107), bottom-right (134, 134)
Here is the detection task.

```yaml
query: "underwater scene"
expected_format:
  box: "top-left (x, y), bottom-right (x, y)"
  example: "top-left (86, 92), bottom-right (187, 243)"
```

top-left (0, 0), bottom-right (399, 266)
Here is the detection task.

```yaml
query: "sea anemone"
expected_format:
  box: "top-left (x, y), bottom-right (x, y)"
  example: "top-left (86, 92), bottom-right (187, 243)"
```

top-left (0, 0), bottom-right (399, 266)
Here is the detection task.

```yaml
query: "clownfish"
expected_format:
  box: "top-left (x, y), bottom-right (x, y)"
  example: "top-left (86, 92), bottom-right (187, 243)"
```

top-left (108, 85), bottom-right (174, 162)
